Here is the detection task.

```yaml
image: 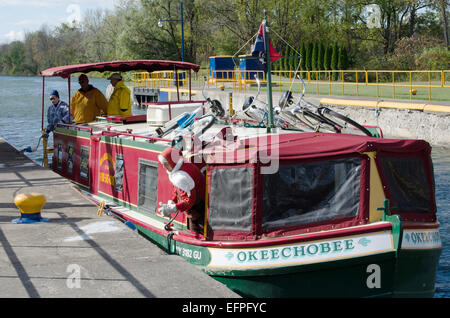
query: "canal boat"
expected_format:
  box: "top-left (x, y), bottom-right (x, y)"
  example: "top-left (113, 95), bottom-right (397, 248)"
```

top-left (38, 58), bottom-right (442, 297)
top-left (38, 18), bottom-right (441, 296)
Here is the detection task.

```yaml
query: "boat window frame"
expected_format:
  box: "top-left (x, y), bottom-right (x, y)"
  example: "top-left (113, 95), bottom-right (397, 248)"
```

top-left (80, 145), bottom-right (90, 180)
top-left (67, 143), bottom-right (74, 175)
top-left (206, 163), bottom-right (258, 240)
top-left (137, 158), bottom-right (159, 215)
top-left (114, 153), bottom-right (124, 193)
top-left (56, 141), bottom-right (63, 170)
top-left (375, 151), bottom-right (436, 222)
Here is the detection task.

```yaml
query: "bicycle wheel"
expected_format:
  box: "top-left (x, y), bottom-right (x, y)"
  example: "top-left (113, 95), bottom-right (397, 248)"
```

top-left (296, 108), bottom-right (340, 133)
top-left (318, 107), bottom-right (372, 136)
top-left (209, 99), bottom-right (225, 118)
top-left (292, 109), bottom-right (338, 133)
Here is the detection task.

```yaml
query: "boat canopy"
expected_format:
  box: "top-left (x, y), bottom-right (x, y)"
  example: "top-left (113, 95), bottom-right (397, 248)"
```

top-left (201, 131), bottom-right (435, 240)
top-left (40, 60), bottom-right (201, 78)
top-left (202, 132), bottom-right (432, 164)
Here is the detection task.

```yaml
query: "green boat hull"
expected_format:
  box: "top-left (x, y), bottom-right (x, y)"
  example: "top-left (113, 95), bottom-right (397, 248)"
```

top-left (135, 224), bottom-right (441, 298)
top-left (211, 248), bottom-right (441, 298)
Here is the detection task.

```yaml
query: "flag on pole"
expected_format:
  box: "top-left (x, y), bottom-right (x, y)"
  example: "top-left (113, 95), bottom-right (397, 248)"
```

top-left (251, 23), bottom-right (283, 62)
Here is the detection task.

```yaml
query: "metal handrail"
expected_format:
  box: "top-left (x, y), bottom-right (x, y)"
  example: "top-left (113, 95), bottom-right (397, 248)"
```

top-left (131, 68), bottom-right (450, 101)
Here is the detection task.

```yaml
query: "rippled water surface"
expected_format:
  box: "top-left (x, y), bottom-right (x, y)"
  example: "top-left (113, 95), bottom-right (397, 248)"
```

top-left (0, 75), bottom-right (449, 297)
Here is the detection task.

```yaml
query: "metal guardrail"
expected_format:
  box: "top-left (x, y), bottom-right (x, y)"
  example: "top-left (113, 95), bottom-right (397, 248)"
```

top-left (132, 69), bottom-right (450, 101)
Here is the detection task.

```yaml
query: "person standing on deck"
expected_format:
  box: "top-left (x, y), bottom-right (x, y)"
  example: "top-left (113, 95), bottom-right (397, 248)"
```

top-left (71, 74), bottom-right (108, 124)
top-left (106, 73), bottom-right (132, 116)
top-left (43, 90), bottom-right (72, 139)
top-left (157, 147), bottom-right (206, 233)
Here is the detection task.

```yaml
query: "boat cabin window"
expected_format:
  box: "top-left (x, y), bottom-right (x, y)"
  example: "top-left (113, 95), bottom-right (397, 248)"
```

top-left (80, 146), bottom-right (89, 180)
top-left (67, 144), bottom-right (74, 174)
top-left (208, 167), bottom-right (254, 232)
top-left (378, 156), bottom-right (431, 213)
top-left (114, 154), bottom-right (124, 192)
top-left (138, 159), bottom-right (158, 213)
top-left (57, 142), bottom-right (63, 170)
top-left (262, 157), bottom-right (361, 230)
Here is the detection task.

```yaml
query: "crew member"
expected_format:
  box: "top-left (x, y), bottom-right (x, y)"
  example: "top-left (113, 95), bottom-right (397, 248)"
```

top-left (71, 74), bottom-right (108, 124)
top-left (44, 90), bottom-right (72, 138)
top-left (157, 147), bottom-right (206, 233)
top-left (107, 73), bottom-right (132, 116)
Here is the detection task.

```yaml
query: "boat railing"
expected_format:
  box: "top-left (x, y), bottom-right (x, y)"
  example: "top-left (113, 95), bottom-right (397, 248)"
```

top-left (99, 130), bottom-right (173, 144)
top-left (56, 123), bottom-right (94, 134)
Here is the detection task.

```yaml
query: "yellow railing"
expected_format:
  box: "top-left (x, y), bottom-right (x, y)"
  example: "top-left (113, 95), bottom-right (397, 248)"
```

top-left (131, 69), bottom-right (450, 101)
top-left (132, 70), bottom-right (190, 89)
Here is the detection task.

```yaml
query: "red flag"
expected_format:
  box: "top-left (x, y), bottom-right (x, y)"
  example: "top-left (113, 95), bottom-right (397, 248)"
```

top-left (252, 24), bottom-right (283, 62)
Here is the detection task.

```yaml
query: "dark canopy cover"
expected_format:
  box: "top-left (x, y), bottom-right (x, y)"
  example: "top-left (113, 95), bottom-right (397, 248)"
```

top-left (204, 132), bottom-right (434, 239)
top-left (40, 60), bottom-right (201, 78)
top-left (203, 132), bottom-right (431, 164)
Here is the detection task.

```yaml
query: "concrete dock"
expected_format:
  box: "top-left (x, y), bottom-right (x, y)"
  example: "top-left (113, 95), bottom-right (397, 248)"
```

top-left (0, 137), bottom-right (239, 298)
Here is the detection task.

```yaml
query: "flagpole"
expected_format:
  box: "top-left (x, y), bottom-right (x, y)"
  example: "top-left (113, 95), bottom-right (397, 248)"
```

top-left (262, 10), bottom-right (274, 132)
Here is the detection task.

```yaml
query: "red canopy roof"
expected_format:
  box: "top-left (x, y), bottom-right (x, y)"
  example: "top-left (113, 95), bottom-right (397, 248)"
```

top-left (40, 60), bottom-right (201, 78)
top-left (203, 132), bottom-right (431, 164)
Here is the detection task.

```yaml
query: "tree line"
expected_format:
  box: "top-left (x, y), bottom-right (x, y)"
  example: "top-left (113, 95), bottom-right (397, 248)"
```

top-left (0, 0), bottom-right (449, 76)
top-left (273, 41), bottom-right (348, 73)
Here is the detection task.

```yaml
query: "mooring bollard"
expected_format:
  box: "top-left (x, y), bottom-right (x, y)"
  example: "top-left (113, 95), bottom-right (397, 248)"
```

top-left (12, 193), bottom-right (50, 223)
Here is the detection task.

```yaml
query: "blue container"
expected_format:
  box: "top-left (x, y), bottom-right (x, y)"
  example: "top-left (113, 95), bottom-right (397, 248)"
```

top-left (174, 71), bottom-right (185, 87)
top-left (159, 91), bottom-right (169, 102)
top-left (239, 54), bottom-right (265, 81)
top-left (209, 56), bottom-right (235, 80)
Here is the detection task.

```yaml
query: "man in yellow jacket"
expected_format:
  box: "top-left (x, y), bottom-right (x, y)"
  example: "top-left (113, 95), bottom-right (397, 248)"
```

top-left (71, 74), bottom-right (108, 124)
top-left (107, 73), bottom-right (132, 117)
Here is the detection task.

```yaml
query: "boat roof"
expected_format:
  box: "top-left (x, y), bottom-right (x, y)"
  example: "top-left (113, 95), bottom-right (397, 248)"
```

top-left (203, 132), bottom-right (432, 164)
top-left (40, 60), bottom-right (201, 78)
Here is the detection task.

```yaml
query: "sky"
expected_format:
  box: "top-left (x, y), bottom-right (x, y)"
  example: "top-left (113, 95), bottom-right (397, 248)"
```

top-left (0, 0), bottom-right (117, 44)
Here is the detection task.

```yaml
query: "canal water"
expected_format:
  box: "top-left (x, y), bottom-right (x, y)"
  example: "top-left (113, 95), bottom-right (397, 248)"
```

top-left (0, 75), bottom-right (449, 297)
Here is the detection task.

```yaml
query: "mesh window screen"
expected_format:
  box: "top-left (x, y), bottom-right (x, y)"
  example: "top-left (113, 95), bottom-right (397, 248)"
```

top-left (209, 167), bottom-right (254, 232)
top-left (379, 156), bottom-right (431, 213)
top-left (262, 157), bottom-right (361, 230)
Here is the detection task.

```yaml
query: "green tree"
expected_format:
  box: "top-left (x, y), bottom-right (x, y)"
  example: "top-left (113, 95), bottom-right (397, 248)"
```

top-left (289, 45), bottom-right (296, 72)
top-left (1, 41), bottom-right (26, 75)
top-left (283, 45), bottom-right (290, 75)
top-left (318, 42), bottom-right (324, 70)
top-left (323, 44), bottom-right (330, 70)
top-left (306, 41), bottom-right (313, 71)
top-left (311, 42), bottom-right (318, 79)
top-left (300, 41), bottom-right (306, 71)
top-left (331, 41), bottom-right (338, 70)
top-left (330, 41), bottom-right (339, 80)
top-left (294, 41), bottom-right (302, 72)
top-left (312, 42), bottom-right (318, 70)
top-left (338, 46), bottom-right (349, 70)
